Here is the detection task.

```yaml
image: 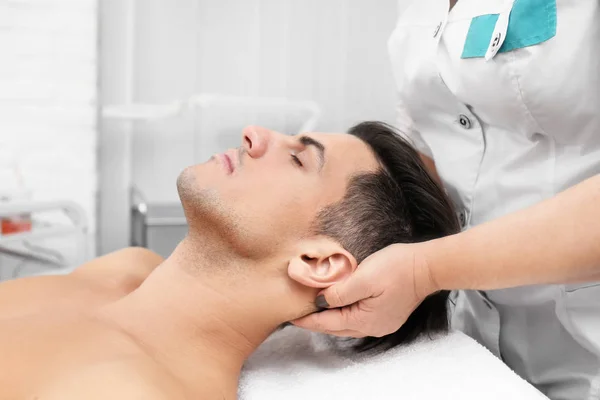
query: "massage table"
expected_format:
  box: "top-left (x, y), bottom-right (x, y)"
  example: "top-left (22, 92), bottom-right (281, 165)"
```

top-left (240, 327), bottom-right (548, 399)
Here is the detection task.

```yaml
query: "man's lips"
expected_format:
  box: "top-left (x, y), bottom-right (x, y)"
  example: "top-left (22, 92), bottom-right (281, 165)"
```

top-left (214, 148), bottom-right (241, 175)
top-left (220, 149), bottom-right (239, 174)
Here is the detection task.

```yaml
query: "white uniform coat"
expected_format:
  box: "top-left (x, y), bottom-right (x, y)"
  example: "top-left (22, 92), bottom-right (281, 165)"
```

top-left (388, 1), bottom-right (600, 398)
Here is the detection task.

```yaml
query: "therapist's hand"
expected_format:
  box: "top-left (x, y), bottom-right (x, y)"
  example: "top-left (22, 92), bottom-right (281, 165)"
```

top-left (292, 242), bottom-right (438, 338)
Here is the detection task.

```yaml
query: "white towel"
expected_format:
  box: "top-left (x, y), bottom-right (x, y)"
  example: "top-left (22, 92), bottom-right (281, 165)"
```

top-left (239, 327), bottom-right (548, 400)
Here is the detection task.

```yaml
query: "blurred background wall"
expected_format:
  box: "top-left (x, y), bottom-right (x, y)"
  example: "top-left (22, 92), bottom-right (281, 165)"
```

top-left (0, 0), bottom-right (97, 278)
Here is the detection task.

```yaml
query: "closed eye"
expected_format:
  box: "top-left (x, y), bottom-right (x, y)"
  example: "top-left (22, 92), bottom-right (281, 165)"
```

top-left (291, 153), bottom-right (303, 167)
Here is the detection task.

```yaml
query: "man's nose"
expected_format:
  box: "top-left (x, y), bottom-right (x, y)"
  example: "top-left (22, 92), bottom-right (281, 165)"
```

top-left (241, 125), bottom-right (270, 159)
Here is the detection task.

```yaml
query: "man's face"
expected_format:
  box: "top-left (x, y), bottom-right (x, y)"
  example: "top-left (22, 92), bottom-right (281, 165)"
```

top-left (177, 126), bottom-right (379, 259)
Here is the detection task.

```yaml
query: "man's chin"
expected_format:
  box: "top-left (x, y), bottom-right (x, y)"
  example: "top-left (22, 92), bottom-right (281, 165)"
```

top-left (176, 165), bottom-right (213, 199)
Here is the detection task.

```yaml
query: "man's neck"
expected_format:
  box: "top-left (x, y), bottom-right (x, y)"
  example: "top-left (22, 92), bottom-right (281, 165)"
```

top-left (98, 237), bottom-right (294, 397)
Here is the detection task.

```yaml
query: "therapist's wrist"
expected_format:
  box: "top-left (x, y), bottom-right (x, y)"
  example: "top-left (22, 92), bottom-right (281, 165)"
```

top-left (419, 233), bottom-right (463, 293)
top-left (403, 241), bottom-right (443, 298)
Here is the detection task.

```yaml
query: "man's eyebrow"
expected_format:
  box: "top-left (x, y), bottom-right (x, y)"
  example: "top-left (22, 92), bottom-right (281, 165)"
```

top-left (299, 135), bottom-right (326, 170)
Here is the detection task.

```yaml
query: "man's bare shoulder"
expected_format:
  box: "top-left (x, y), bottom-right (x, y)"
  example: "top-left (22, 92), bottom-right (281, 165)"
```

top-left (0, 247), bottom-right (163, 320)
top-left (70, 246), bottom-right (164, 291)
top-left (36, 358), bottom-right (188, 400)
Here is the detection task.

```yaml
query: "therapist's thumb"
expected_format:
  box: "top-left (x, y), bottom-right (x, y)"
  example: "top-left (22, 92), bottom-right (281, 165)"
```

top-left (316, 270), bottom-right (373, 309)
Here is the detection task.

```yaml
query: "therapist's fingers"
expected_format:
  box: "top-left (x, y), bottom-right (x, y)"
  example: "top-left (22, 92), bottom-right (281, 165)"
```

top-left (316, 267), bottom-right (376, 309)
top-left (292, 303), bottom-right (365, 334)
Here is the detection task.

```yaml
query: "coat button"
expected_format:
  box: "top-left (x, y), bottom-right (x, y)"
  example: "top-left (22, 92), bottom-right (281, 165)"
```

top-left (459, 114), bottom-right (472, 129)
top-left (433, 22), bottom-right (442, 38)
top-left (459, 210), bottom-right (467, 227)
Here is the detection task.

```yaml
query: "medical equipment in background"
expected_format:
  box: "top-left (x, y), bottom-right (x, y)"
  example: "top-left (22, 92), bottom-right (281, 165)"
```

top-left (103, 93), bottom-right (321, 258)
top-left (0, 201), bottom-right (88, 281)
top-left (0, 161), bottom-right (33, 236)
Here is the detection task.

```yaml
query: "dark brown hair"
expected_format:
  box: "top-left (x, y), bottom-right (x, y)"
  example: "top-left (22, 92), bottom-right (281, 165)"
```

top-left (314, 121), bottom-right (460, 352)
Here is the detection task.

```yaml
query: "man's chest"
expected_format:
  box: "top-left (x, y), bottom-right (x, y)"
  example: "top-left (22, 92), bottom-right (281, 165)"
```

top-left (0, 313), bottom-right (149, 399)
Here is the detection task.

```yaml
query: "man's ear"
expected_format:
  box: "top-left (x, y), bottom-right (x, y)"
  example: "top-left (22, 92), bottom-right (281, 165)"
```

top-left (288, 237), bottom-right (357, 289)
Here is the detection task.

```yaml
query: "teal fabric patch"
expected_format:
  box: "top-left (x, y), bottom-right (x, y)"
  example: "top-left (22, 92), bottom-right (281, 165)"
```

top-left (461, 14), bottom-right (499, 58)
top-left (461, 0), bottom-right (557, 59)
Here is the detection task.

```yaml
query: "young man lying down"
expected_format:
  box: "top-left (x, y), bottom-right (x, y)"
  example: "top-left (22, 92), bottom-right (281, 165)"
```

top-left (0, 122), bottom-right (459, 400)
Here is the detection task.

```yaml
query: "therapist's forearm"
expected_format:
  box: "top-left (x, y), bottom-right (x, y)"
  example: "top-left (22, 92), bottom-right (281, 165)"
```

top-left (426, 174), bottom-right (600, 291)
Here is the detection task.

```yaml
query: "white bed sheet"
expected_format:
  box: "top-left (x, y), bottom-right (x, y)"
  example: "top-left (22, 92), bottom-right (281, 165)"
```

top-left (239, 327), bottom-right (548, 400)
